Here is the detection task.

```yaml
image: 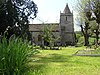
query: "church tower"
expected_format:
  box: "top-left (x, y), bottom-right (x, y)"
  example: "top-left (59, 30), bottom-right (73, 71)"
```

top-left (60, 4), bottom-right (75, 46)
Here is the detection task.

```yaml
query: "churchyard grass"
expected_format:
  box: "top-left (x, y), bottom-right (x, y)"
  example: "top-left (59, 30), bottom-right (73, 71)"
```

top-left (26, 46), bottom-right (100, 75)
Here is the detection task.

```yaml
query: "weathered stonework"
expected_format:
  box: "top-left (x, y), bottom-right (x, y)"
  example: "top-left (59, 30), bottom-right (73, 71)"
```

top-left (60, 4), bottom-right (75, 45)
top-left (29, 4), bottom-right (75, 46)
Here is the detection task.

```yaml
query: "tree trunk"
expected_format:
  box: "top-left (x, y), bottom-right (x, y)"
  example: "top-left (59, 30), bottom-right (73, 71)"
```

top-left (95, 24), bottom-right (100, 45)
top-left (84, 35), bottom-right (89, 46)
top-left (95, 29), bottom-right (99, 45)
top-left (80, 25), bottom-right (89, 46)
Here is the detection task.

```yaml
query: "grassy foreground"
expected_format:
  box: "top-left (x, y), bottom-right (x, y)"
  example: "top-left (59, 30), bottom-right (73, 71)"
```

top-left (27, 47), bottom-right (100, 75)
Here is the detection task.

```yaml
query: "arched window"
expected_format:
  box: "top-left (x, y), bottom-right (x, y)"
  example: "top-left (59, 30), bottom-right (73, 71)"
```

top-left (38, 35), bottom-right (42, 41)
top-left (66, 16), bottom-right (67, 21)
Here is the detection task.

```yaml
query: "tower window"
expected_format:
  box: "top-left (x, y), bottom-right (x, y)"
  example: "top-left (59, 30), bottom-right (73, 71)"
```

top-left (66, 17), bottom-right (67, 21)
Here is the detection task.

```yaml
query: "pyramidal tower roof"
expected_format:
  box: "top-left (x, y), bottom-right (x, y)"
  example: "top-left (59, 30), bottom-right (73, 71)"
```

top-left (63, 4), bottom-right (71, 14)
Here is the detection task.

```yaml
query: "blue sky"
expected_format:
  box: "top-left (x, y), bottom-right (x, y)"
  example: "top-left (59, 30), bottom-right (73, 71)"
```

top-left (31, 0), bottom-right (80, 31)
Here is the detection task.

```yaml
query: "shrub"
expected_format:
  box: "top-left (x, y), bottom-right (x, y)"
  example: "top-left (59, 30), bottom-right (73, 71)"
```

top-left (0, 35), bottom-right (38, 75)
top-left (76, 36), bottom-right (84, 47)
top-left (89, 37), bottom-right (95, 46)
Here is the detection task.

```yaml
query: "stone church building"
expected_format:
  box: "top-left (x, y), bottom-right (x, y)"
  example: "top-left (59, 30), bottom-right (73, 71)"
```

top-left (29, 4), bottom-right (75, 46)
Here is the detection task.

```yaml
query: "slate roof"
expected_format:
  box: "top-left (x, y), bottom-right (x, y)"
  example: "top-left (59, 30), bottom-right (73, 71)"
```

top-left (29, 23), bottom-right (60, 32)
top-left (63, 4), bottom-right (72, 14)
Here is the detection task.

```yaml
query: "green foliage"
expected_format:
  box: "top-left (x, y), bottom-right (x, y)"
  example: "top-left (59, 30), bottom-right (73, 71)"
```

top-left (89, 37), bottom-right (95, 46)
top-left (0, 0), bottom-right (38, 38)
top-left (43, 25), bottom-right (52, 43)
top-left (0, 35), bottom-right (38, 75)
top-left (42, 24), bottom-right (60, 49)
top-left (95, 47), bottom-right (100, 54)
top-left (75, 33), bottom-right (81, 42)
top-left (76, 0), bottom-right (100, 45)
top-left (76, 36), bottom-right (84, 47)
top-left (76, 35), bottom-right (96, 46)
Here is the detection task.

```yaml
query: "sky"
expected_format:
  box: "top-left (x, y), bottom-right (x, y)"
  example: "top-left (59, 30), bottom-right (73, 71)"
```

top-left (30, 0), bottom-right (80, 31)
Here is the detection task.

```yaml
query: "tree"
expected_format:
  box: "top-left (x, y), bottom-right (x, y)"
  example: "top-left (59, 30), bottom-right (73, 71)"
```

top-left (80, 22), bottom-right (90, 46)
top-left (76, 0), bottom-right (100, 46)
top-left (42, 24), bottom-right (60, 49)
top-left (84, 0), bottom-right (100, 45)
top-left (42, 24), bottom-right (54, 49)
top-left (76, 17), bottom-right (91, 46)
top-left (0, 0), bottom-right (38, 39)
top-left (75, 0), bottom-right (91, 46)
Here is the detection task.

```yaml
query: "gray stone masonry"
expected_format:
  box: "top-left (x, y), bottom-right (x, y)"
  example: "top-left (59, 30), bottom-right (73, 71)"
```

top-left (29, 4), bottom-right (75, 46)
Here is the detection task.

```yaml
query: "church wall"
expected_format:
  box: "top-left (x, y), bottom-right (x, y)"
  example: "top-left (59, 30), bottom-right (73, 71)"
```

top-left (65, 23), bottom-right (74, 32)
top-left (61, 32), bottom-right (75, 45)
top-left (60, 15), bottom-right (73, 23)
top-left (60, 5), bottom-right (75, 46)
top-left (52, 32), bottom-right (60, 38)
top-left (31, 31), bottom-right (60, 45)
top-left (29, 4), bottom-right (75, 46)
top-left (64, 33), bottom-right (74, 42)
top-left (31, 32), bottom-right (42, 45)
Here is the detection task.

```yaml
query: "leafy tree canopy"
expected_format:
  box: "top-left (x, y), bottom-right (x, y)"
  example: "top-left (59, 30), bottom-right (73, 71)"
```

top-left (0, 0), bottom-right (38, 38)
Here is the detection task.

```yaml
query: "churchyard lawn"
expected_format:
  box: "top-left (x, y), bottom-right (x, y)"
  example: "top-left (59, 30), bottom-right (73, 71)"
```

top-left (26, 47), bottom-right (100, 75)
